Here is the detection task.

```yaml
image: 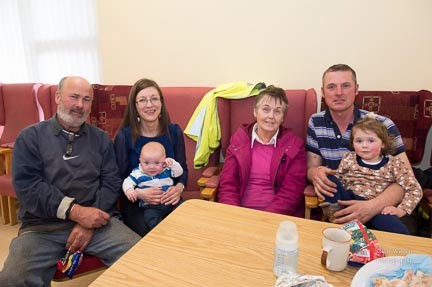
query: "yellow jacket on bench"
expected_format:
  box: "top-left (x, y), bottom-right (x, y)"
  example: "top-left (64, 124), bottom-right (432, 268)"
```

top-left (185, 81), bottom-right (265, 168)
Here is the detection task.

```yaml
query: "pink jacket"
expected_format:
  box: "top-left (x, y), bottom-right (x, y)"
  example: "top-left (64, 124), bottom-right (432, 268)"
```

top-left (218, 123), bottom-right (306, 217)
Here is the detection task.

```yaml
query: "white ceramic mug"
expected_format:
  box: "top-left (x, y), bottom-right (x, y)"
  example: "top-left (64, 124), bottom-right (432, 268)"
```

top-left (321, 227), bottom-right (351, 271)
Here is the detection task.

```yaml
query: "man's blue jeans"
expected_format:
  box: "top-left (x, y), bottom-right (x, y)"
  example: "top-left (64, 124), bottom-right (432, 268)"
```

top-left (0, 217), bottom-right (140, 287)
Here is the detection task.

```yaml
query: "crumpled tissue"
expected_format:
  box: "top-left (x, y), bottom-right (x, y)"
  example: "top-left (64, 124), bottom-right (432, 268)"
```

top-left (273, 271), bottom-right (334, 287)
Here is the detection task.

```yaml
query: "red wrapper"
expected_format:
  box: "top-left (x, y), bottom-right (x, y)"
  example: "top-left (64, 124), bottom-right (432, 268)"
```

top-left (341, 220), bottom-right (385, 266)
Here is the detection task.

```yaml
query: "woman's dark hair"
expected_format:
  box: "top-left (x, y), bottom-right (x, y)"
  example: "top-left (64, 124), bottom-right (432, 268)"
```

top-left (119, 78), bottom-right (171, 145)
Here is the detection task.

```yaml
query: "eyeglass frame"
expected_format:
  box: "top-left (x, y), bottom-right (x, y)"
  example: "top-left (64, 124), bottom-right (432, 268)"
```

top-left (64, 132), bottom-right (76, 157)
top-left (135, 96), bottom-right (161, 106)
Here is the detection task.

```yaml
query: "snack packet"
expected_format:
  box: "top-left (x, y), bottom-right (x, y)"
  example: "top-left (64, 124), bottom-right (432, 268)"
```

top-left (56, 248), bottom-right (83, 279)
top-left (340, 220), bottom-right (385, 267)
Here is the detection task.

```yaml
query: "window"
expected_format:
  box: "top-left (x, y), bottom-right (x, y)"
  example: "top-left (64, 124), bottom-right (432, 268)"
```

top-left (0, 0), bottom-right (100, 83)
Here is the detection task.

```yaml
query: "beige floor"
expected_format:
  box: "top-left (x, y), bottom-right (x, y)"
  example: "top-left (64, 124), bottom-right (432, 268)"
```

top-left (0, 214), bottom-right (103, 287)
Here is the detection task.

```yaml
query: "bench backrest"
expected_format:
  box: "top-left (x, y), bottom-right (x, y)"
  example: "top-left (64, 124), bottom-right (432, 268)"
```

top-left (218, 88), bottom-right (317, 157)
top-left (0, 83), bottom-right (41, 147)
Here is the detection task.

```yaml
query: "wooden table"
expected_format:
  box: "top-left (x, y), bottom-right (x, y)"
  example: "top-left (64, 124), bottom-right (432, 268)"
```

top-left (90, 200), bottom-right (432, 287)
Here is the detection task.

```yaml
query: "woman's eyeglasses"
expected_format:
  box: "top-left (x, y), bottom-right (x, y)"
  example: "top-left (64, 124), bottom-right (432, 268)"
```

top-left (136, 97), bottom-right (160, 105)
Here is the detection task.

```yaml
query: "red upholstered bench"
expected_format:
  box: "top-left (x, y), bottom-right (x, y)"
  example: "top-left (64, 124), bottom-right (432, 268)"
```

top-left (52, 254), bottom-right (106, 282)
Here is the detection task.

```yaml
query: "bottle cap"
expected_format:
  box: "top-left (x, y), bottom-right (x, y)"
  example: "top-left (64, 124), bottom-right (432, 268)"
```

top-left (275, 221), bottom-right (298, 250)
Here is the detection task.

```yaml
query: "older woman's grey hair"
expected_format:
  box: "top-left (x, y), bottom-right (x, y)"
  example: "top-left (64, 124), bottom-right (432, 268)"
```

top-left (253, 85), bottom-right (288, 115)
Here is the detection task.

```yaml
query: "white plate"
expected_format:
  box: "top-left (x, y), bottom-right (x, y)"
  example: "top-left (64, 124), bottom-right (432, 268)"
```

top-left (351, 256), bottom-right (404, 287)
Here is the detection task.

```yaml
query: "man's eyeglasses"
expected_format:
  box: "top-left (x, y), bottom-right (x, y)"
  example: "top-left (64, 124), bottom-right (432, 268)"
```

top-left (136, 97), bottom-right (160, 105)
top-left (65, 132), bottom-right (75, 157)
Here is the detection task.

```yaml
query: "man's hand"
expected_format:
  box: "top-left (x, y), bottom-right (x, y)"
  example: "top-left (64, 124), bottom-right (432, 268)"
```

top-left (332, 182), bottom-right (406, 224)
top-left (66, 224), bottom-right (95, 253)
top-left (307, 152), bottom-right (337, 200)
top-left (68, 204), bottom-right (110, 229)
top-left (308, 166), bottom-right (337, 200)
top-left (332, 200), bottom-right (378, 224)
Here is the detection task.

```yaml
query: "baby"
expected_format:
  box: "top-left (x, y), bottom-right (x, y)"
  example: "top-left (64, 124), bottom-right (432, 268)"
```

top-left (123, 141), bottom-right (183, 230)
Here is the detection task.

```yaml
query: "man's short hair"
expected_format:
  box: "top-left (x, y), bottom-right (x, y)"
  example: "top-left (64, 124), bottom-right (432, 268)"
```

top-left (58, 76), bottom-right (68, 93)
top-left (322, 64), bottom-right (357, 86)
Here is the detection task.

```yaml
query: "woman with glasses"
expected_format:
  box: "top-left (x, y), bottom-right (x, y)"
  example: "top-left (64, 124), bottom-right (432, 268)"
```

top-left (114, 78), bottom-right (187, 236)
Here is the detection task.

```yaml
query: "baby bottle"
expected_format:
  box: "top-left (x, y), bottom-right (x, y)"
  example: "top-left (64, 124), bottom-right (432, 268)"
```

top-left (273, 220), bottom-right (298, 277)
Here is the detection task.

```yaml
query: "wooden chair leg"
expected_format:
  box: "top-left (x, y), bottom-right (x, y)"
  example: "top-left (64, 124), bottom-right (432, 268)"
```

top-left (304, 196), bottom-right (319, 220)
top-left (1, 195), bottom-right (10, 225)
top-left (4, 151), bottom-right (12, 174)
top-left (305, 207), bottom-right (311, 220)
top-left (8, 197), bottom-right (17, 225)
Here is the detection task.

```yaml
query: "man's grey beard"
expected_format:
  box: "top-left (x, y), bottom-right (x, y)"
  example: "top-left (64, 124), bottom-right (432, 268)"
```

top-left (57, 106), bottom-right (87, 128)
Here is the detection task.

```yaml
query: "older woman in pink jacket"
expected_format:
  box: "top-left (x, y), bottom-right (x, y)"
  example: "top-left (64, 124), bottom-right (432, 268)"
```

top-left (218, 86), bottom-right (306, 217)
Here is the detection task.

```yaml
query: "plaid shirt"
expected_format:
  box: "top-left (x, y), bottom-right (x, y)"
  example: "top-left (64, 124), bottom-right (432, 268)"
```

top-left (306, 107), bottom-right (405, 169)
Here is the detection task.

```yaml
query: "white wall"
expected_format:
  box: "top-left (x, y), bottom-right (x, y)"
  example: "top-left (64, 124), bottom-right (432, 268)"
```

top-left (98, 0), bottom-right (432, 96)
